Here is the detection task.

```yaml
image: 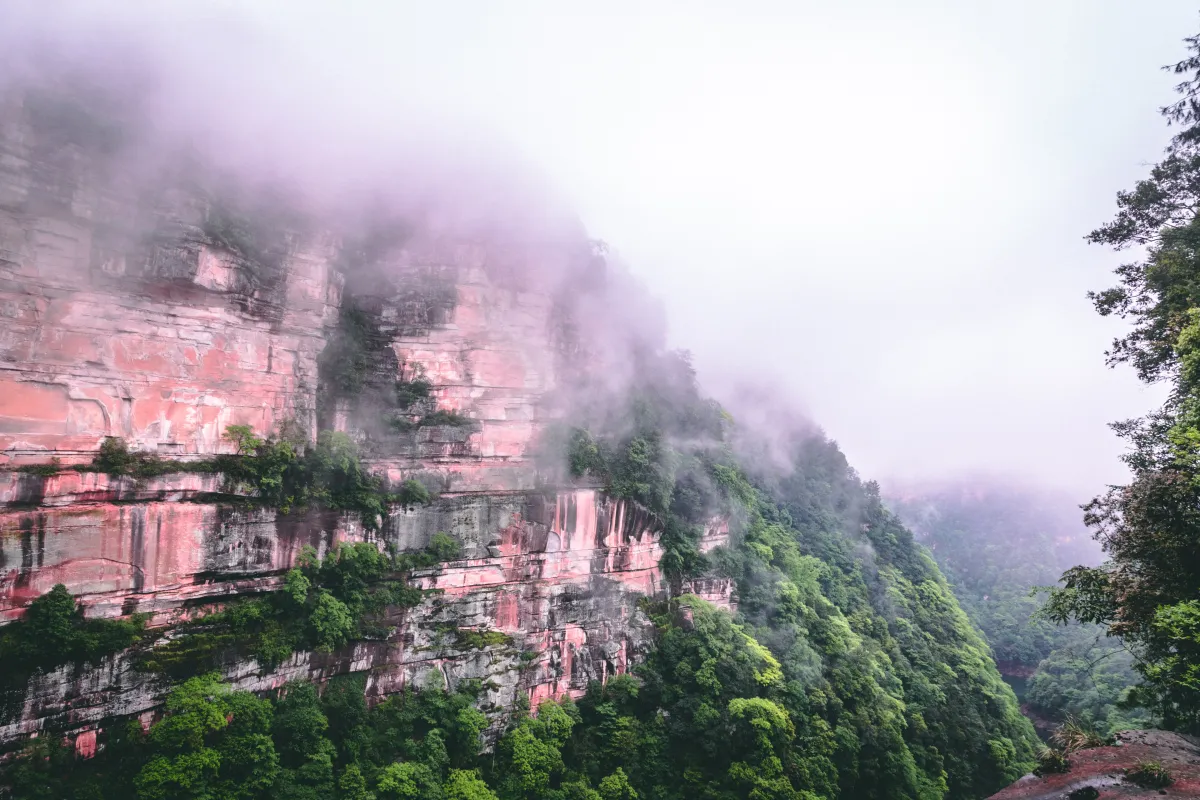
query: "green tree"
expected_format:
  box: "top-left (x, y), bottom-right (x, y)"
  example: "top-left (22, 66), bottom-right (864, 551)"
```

top-left (443, 769), bottom-right (499, 800)
top-left (497, 701), bottom-right (576, 800)
top-left (134, 673), bottom-right (278, 800)
top-left (597, 768), bottom-right (638, 800)
top-left (338, 764), bottom-right (375, 800)
top-left (1046, 23), bottom-right (1200, 734)
top-left (271, 682), bottom-right (336, 800)
top-left (310, 591), bottom-right (355, 653)
top-left (375, 762), bottom-right (440, 800)
top-left (0, 583), bottom-right (146, 683)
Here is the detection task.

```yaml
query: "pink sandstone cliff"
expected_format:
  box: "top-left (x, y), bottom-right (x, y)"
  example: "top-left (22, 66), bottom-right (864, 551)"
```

top-left (0, 82), bottom-right (733, 749)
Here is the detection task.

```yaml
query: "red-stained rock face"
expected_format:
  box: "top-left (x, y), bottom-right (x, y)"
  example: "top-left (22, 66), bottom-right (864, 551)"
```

top-left (0, 486), bottom-right (686, 746)
top-left (988, 731), bottom-right (1200, 799)
top-left (0, 81), bottom-right (735, 751)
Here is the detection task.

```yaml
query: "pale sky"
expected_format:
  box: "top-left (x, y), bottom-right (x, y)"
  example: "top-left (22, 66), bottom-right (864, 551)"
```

top-left (10, 0), bottom-right (1196, 495)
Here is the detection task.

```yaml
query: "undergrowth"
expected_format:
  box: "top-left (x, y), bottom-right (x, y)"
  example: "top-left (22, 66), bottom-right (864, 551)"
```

top-left (0, 585), bottom-right (147, 722)
top-left (438, 625), bottom-right (513, 651)
top-left (1052, 717), bottom-right (1114, 752)
top-left (388, 409), bottom-right (475, 433)
top-left (1125, 760), bottom-right (1173, 788)
top-left (1033, 747), bottom-right (1072, 777)
top-left (16, 427), bottom-right (436, 532)
top-left (136, 535), bottom-right (461, 679)
top-left (15, 458), bottom-right (62, 477)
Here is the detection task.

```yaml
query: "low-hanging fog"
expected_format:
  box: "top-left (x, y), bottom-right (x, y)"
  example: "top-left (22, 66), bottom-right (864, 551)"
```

top-left (4, 0), bottom-right (1193, 496)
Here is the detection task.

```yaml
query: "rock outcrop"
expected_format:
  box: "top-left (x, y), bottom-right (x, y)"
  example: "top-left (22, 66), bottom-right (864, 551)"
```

top-left (988, 731), bottom-right (1200, 799)
top-left (0, 81), bottom-right (733, 749)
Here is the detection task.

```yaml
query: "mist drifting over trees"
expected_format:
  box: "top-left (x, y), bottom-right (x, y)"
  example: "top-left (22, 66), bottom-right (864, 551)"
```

top-left (1, 3), bottom-right (1200, 800)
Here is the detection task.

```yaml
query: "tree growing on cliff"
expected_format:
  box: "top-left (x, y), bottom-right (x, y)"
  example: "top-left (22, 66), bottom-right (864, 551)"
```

top-left (0, 583), bottom-right (146, 687)
top-left (134, 673), bottom-right (279, 800)
top-left (1045, 22), bottom-right (1200, 734)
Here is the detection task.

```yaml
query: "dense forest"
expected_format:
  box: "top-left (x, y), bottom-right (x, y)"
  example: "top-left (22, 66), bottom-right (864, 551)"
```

top-left (0, 345), bottom-right (1041, 800)
top-left (887, 486), bottom-right (1152, 737)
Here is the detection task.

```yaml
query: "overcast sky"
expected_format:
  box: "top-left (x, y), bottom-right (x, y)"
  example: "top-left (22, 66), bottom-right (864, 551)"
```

top-left (14, 1), bottom-right (1198, 496)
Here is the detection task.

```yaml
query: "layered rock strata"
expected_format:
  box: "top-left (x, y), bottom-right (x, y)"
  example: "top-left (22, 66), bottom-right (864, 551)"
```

top-left (0, 83), bottom-right (734, 750)
top-left (0, 487), bottom-right (678, 748)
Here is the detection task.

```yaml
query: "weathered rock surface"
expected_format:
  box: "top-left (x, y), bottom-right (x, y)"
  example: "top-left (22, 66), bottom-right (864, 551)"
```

top-left (0, 84), bottom-right (581, 494)
top-left (0, 82), bottom-right (734, 750)
top-left (0, 488), bottom-right (677, 747)
top-left (988, 731), bottom-right (1200, 799)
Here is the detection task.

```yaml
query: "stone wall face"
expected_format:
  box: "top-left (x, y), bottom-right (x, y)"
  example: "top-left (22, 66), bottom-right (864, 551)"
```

top-left (0, 85), bottom-right (338, 464)
top-left (0, 86), bottom-right (572, 489)
top-left (0, 83), bottom-right (733, 750)
top-left (0, 488), bottom-right (668, 747)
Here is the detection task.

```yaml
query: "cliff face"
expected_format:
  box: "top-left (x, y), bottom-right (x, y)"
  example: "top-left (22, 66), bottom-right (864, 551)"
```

top-left (0, 486), bottom-right (682, 747)
top-left (0, 83), bottom-right (731, 749)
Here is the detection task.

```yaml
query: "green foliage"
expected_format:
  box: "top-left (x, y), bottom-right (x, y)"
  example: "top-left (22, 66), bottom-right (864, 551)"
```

top-left (310, 592), bottom-right (355, 653)
top-left (5, 670), bottom-right (496, 798)
top-left (704, 447), bottom-right (1039, 799)
top-left (82, 436), bottom-right (224, 478)
top-left (319, 303), bottom-right (381, 398)
top-left (888, 487), bottom-right (1095, 668)
top-left (0, 445), bottom-right (1039, 800)
top-left (134, 673), bottom-right (279, 800)
top-left (596, 768), bottom-right (638, 800)
top-left (339, 764), bottom-right (376, 800)
top-left (1125, 759), bottom-right (1173, 788)
top-left (395, 532), bottom-right (464, 571)
top-left (566, 428), bottom-right (604, 478)
top-left (1047, 22), bottom-right (1200, 735)
top-left (497, 700), bottom-right (576, 799)
top-left (888, 488), bottom-right (1147, 735)
top-left (542, 334), bottom-right (1037, 798)
top-left (1023, 630), bottom-right (1153, 736)
top-left (419, 410), bottom-right (474, 427)
top-left (389, 409), bottom-right (475, 434)
top-left (549, 571), bottom-right (1032, 800)
top-left (72, 437), bottom-right (229, 479)
top-left (94, 435), bottom-right (139, 474)
top-left (0, 584), bottom-right (146, 717)
top-left (136, 543), bottom-right (422, 676)
top-left (449, 629), bottom-right (513, 650)
top-left (393, 479), bottom-right (432, 509)
top-left (219, 426), bottom-right (434, 529)
top-left (376, 761), bottom-right (441, 800)
top-left (1051, 717), bottom-right (1113, 752)
top-left (550, 350), bottom-right (727, 588)
top-left (1032, 747), bottom-right (1071, 777)
top-left (15, 458), bottom-right (62, 477)
top-left (427, 532), bottom-right (462, 562)
top-left (443, 769), bottom-right (498, 800)
top-left (62, 426), bottom-right (428, 534)
top-left (2, 723), bottom-right (144, 799)
top-left (224, 425), bottom-right (263, 454)
top-left (395, 374), bottom-right (433, 410)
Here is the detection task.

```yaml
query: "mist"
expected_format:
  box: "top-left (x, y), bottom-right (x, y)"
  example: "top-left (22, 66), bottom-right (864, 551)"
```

top-left (3, 0), bottom-right (1191, 498)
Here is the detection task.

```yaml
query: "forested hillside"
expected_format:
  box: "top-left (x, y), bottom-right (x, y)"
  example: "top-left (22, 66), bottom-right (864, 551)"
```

top-left (0, 18), bottom-right (1041, 800)
top-left (1, 346), bottom-right (1039, 800)
top-left (888, 486), bottom-right (1151, 737)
